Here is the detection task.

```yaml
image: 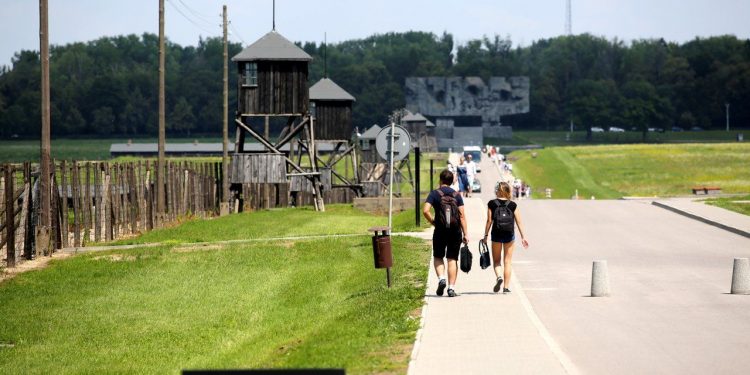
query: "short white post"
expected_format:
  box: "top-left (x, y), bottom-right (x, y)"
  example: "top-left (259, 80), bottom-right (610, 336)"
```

top-left (591, 260), bottom-right (610, 297)
top-left (730, 258), bottom-right (750, 295)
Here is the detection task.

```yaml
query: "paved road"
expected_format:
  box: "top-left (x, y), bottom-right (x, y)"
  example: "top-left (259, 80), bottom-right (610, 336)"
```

top-left (410, 155), bottom-right (750, 374)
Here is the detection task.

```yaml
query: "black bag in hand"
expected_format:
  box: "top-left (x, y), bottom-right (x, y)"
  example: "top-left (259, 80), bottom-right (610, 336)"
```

top-left (479, 240), bottom-right (491, 269)
top-left (459, 243), bottom-right (472, 273)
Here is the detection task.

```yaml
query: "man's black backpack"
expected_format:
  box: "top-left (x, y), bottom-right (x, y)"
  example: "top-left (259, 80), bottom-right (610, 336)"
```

top-left (493, 199), bottom-right (515, 233)
top-left (435, 189), bottom-right (460, 229)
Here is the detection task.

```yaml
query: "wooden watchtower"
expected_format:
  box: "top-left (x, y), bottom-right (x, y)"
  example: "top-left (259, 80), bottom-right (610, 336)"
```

top-left (308, 77), bottom-right (362, 196)
top-left (230, 30), bottom-right (326, 211)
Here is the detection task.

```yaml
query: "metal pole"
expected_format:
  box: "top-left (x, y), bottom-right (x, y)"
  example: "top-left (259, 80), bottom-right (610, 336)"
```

top-left (221, 5), bottom-right (230, 214)
top-left (157, 0), bottom-right (166, 222)
top-left (39, 0), bottom-right (51, 256)
top-left (726, 103), bottom-right (730, 132)
top-left (388, 122), bottom-right (395, 230)
top-left (429, 159), bottom-right (434, 191)
top-left (415, 146), bottom-right (420, 227)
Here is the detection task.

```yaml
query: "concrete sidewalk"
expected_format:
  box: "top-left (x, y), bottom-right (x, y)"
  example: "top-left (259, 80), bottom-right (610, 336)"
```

top-left (408, 158), bottom-right (575, 375)
top-left (651, 197), bottom-right (750, 238)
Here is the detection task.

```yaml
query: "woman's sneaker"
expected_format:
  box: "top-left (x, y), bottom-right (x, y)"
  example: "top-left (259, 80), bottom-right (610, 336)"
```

top-left (493, 277), bottom-right (504, 293)
top-left (503, 288), bottom-right (511, 294)
top-left (436, 279), bottom-right (447, 296)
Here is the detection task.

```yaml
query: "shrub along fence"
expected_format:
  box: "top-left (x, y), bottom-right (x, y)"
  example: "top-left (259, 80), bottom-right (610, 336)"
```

top-left (1, 160), bottom-right (356, 268)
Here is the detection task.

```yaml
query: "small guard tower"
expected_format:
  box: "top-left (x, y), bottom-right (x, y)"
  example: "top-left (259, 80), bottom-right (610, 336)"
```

top-left (308, 77), bottom-right (362, 197)
top-left (231, 30), bottom-right (326, 211)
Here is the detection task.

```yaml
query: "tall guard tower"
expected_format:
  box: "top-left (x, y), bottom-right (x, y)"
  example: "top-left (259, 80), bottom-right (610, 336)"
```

top-left (307, 77), bottom-right (361, 197)
top-left (230, 30), bottom-right (325, 211)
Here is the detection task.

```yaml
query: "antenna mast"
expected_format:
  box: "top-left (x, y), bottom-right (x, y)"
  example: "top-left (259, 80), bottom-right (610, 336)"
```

top-left (324, 32), bottom-right (327, 78)
top-left (565, 0), bottom-right (572, 35)
top-left (272, 0), bottom-right (275, 30)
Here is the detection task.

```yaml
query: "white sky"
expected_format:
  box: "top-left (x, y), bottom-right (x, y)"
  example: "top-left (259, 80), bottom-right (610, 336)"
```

top-left (1, 0), bottom-right (749, 66)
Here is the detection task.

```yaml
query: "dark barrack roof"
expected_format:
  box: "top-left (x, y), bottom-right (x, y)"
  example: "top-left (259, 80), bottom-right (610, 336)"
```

top-left (231, 31), bottom-right (312, 62)
top-left (310, 78), bottom-right (356, 102)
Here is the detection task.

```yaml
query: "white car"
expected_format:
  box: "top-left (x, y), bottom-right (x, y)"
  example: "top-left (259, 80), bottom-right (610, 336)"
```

top-left (591, 127), bottom-right (604, 133)
top-left (609, 127), bottom-right (625, 132)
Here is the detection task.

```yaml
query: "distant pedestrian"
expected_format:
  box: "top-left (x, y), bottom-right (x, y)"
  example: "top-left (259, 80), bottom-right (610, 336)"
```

top-left (446, 161), bottom-right (459, 192)
top-left (465, 154), bottom-right (477, 197)
top-left (457, 156), bottom-right (470, 196)
top-left (423, 169), bottom-right (469, 297)
top-left (482, 181), bottom-right (529, 294)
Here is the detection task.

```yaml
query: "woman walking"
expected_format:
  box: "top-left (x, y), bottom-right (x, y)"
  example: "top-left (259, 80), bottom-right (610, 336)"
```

top-left (481, 181), bottom-right (529, 293)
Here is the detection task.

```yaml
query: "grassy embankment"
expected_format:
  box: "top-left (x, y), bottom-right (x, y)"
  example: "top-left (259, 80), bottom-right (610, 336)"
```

top-left (490, 130), bottom-right (745, 147)
top-left (511, 143), bottom-right (750, 199)
top-left (0, 205), bottom-right (431, 374)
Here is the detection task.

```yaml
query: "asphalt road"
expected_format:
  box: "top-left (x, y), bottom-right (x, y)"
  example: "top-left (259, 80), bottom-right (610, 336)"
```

top-left (473, 156), bottom-right (750, 374)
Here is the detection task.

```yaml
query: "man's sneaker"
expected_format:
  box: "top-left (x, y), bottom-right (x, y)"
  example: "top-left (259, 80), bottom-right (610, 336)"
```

top-left (436, 279), bottom-right (447, 296)
top-left (503, 288), bottom-right (511, 294)
top-left (493, 277), bottom-right (504, 293)
top-left (447, 289), bottom-right (457, 297)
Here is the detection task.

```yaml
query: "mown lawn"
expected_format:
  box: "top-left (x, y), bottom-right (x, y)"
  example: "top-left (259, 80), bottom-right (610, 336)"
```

top-left (114, 205), bottom-right (429, 245)
top-left (512, 143), bottom-right (750, 199)
top-left (0, 137), bottom-right (223, 163)
top-left (702, 194), bottom-right (750, 216)
top-left (496, 130), bottom-right (745, 147)
top-left (0, 206), bottom-right (431, 374)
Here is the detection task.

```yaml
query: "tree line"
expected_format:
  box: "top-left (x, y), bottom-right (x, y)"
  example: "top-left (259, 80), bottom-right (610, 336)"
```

top-left (1, 31), bottom-right (748, 139)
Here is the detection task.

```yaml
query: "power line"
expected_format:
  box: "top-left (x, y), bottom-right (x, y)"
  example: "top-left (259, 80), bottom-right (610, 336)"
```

top-left (166, 0), bottom-right (216, 35)
top-left (229, 22), bottom-right (247, 45)
top-left (177, 0), bottom-right (216, 26)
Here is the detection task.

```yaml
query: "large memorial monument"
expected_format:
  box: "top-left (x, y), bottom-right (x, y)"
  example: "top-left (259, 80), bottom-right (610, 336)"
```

top-left (405, 76), bottom-right (530, 149)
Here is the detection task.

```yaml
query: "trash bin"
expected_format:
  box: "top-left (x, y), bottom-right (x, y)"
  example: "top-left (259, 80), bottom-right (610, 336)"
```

top-left (369, 226), bottom-right (392, 269)
top-left (738, 133), bottom-right (744, 142)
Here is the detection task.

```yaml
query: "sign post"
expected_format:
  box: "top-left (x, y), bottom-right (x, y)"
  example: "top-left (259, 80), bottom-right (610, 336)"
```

top-left (375, 124), bottom-right (411, 288)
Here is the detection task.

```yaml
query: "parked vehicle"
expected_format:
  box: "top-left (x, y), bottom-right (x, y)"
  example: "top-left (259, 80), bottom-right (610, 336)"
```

top-left (591, 127), bottom-right (605, 133)
top-left (690, 126), bottom-right (704, 131)
top-left (471, 178), bottom-right (481, 193)
top-left (609, 127), bottom-right (625, 132)
top-left (672, 126), bottom-right (684, 132)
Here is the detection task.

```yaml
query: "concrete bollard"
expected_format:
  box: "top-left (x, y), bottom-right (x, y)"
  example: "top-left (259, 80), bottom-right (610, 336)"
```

top-left (591, 260), bottom-right (610, 297)
top-left (730, 258), bottom-right (750, 295)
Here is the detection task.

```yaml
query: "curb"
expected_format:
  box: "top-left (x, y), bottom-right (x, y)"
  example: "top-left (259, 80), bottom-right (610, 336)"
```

top-left (407, 257), bottom-right (432, 375)
top-left (651, 201), bottom-right (750, 239)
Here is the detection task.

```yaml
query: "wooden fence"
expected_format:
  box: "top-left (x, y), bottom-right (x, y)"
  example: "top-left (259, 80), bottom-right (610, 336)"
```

top-left (2, 160), bottom-right (356, 268)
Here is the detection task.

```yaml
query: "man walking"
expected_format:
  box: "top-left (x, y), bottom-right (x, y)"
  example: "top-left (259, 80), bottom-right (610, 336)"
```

top-left (422, 169), bottom-right (469, 297)
top-left (465, 154), bottom-right (477, 197)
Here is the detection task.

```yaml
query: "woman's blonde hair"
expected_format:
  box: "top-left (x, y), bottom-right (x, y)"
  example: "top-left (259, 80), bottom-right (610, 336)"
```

top-left (495, 181), bottom-right (512, 200)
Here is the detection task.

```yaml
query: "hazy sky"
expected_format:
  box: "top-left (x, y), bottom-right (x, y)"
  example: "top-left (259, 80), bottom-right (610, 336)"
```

top-left (2, 0), bottom-right (749, 66)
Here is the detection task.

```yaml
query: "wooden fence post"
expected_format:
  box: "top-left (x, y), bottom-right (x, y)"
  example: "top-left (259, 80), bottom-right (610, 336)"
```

top-left (4, 166), bottom-right (16, 267)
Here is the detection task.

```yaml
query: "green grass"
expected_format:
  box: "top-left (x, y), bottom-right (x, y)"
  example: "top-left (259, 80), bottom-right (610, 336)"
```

top-left (512, 143), bottom-right (750, 199)
top-left (489, 130), bottom-right (747, 148)
top-left (0, 206), bottom-right (431, 374)
top-left (702, 194), bottom-right (750, 216)
top-left (0, 137), bottom-right (223, 163)
top-left (113, 205), bottom-right (428, 245)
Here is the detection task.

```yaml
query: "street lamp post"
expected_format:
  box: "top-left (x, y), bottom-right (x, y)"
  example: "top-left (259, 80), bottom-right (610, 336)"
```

top-left (725, 103), bottom-right (730, 132)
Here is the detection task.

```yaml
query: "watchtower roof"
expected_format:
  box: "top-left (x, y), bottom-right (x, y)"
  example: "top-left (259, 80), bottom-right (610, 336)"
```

top-left (231, 30), bottom-right (312, 62)
top-left (310, 78), bottom-right (356, 102)
top-left (359, 124), bottom-right (382, 140)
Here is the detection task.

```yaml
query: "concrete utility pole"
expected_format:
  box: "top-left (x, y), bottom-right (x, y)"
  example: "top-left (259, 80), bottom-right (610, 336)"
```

top-left (38, 0), bottom-right (51, 255)
top-left (221, 4), bottom-right (230, 215)
top-left (157, 0), bottom-right (166, 221)
top-left (725, 103), bottom-right (730, 132)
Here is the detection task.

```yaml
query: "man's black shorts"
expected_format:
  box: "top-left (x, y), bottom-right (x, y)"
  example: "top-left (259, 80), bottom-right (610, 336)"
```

top-left (433, 229), bottom-right (462, 260)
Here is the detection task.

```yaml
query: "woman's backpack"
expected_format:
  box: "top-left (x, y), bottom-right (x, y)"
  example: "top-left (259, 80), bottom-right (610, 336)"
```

top-left (493, 199), bottom-right (515, 233)
top-left (435, 189), bottom-right (460, 229)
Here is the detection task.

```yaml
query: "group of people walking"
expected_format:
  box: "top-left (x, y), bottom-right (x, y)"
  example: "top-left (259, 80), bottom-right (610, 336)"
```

top-left (447, 155), bottom-right (478, 198)
top-left (422, 165), bottom-right (529, 297)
